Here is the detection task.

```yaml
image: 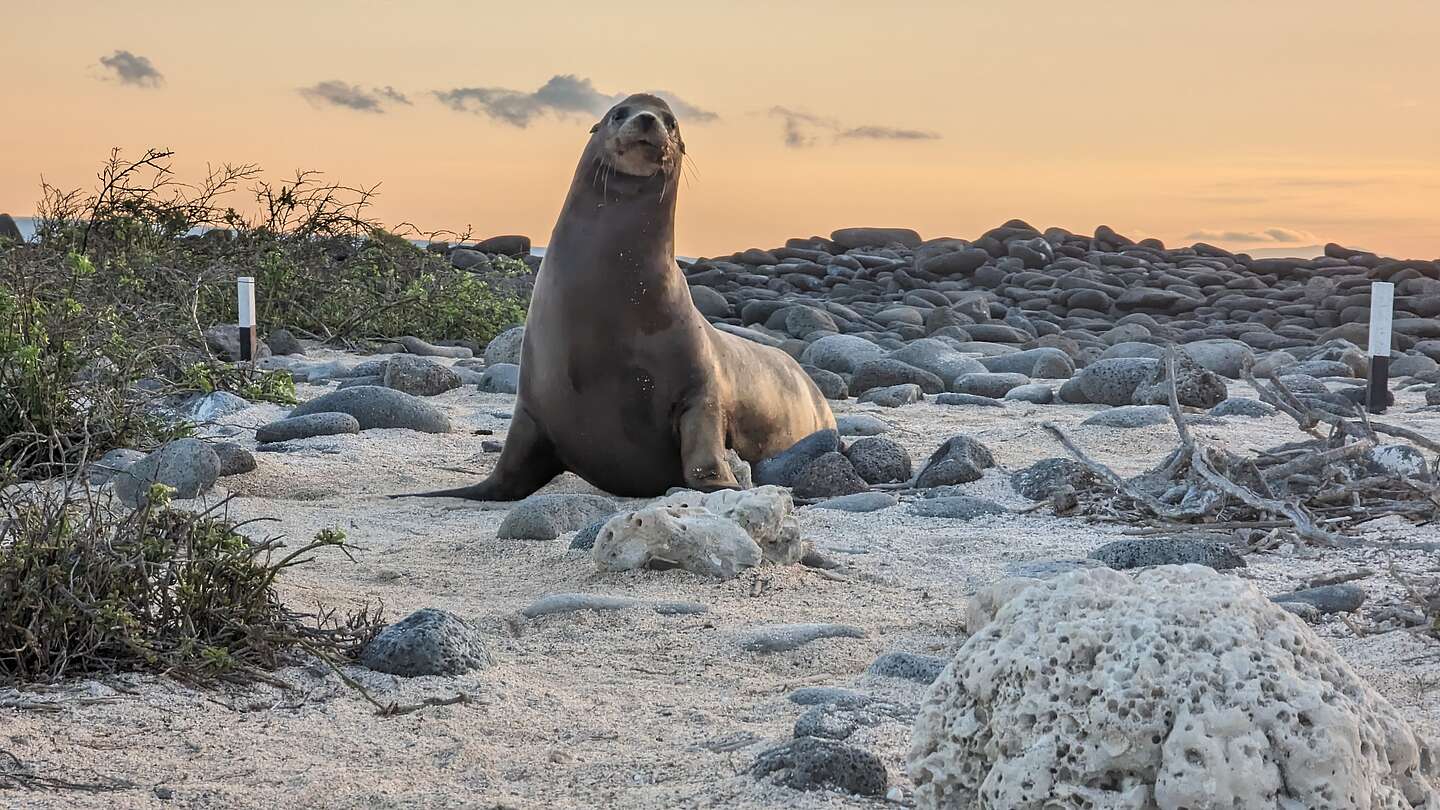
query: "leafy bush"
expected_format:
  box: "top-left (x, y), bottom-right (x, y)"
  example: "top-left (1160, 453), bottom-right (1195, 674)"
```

top-left (0, 483), bottom-right (380, 685)
top-left (0, 147), bottom-right (531, 479)
top-left (0, 249), bottom-right (188, 478)
top-left (180, 361), bottom-right (297, 405)
top-left (28, 148), bottom-right (531, 347)
top-left (238, 227), bottom-right (530, 345)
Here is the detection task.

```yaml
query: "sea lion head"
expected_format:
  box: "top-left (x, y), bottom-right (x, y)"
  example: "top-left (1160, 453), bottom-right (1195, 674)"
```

top-left (589, 93), bottom-right (685, 179)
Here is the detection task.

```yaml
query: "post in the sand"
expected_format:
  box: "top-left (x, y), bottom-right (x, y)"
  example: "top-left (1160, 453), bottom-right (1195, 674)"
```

top-left (1367, 280), bottom-right (1394, 414)
top-left (238, 276), bottom-right (257, 363)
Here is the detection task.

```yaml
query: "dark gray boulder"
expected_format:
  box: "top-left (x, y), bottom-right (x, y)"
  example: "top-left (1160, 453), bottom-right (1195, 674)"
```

top-left (383, 355), bottom-right (462, 397)
top-left (755, 430), bottom-right (842, 487)
top-left (1068, 358), bottom-right (1159, 406)
top-left (792, 452), bottom-right (869, 499)
top-left (952, 372), bottom-right (1030, 399)
top-left (857, 383), bottom-right (924, 407)
top-left (1089, 536), bottom-right (1246, 570)
top-left (288, 386), bottom-right (451, 433)
top-left (256, 412), bottom-right (362, 443)
top-left (750, 737), bottom-right (888, 796)
top-left (851, 359), bottom-right (945, 395)
top-left (483, 326), bottom-right (526, 366)
top-left (1081, 405), bottom-right (1171, 428)
top-left (497, 494), bottom-right (618, 541)
top-left (359, 608), bottom-right (492, 677)
top-left (911, 496), bottom-right (1006, 519)
top-left (844, 437), bottom-right (912, 484)
top-left (867, 651), bottom-right (946, 684)
top-left (1131, 350), bottom-right (1228, 408)
top-left (1010, 458), bottom-right (1094, 500)
top-left (477, 363), bottom-right (520, 394)
top-left (914, 435), bottom-right (994, 488)
top-left (113, 439), bottom-right (221, 508)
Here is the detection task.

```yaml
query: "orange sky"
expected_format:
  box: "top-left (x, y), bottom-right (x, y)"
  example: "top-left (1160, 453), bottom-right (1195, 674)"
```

top-left (3, 1), bottom-right (1437, 258)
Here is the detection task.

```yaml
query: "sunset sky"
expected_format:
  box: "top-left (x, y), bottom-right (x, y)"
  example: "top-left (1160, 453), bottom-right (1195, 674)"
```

top-left (3, 1), bottom-right (1437, 258)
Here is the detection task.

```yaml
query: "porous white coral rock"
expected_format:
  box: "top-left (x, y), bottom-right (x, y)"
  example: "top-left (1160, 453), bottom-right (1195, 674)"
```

top-left (909, 565), bottom-right (1439, 809)
top-left (592, 485), bottom-right (805, 578)
top-left (654, 485), bottom-right (806, 564)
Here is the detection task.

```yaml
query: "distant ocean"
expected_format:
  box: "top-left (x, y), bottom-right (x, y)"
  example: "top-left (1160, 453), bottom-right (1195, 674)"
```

top-left (3, 215), bottom-right (1323, 261)
top-left (2, 215), bottom-right (552, 254)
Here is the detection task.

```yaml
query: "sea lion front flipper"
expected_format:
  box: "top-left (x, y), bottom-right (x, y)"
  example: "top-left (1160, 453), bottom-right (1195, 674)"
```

top-left (677, 398), bottom-right (741, 492)
top-left (392, 407), bottom-right (562, 501)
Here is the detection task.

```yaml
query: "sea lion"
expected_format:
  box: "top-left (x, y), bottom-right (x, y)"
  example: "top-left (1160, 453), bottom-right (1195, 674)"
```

top-left (401, 93), bottom-right (835, 500)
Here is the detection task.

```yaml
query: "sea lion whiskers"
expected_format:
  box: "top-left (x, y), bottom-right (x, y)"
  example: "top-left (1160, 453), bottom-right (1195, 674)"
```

top-left (680, 153), bottom-right (699, 189)
top-left (590, 154), bottom-right (605, 189)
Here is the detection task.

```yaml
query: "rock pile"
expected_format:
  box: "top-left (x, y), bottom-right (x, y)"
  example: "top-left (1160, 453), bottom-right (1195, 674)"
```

top-left (678, 224), bottom-right (1440, 410)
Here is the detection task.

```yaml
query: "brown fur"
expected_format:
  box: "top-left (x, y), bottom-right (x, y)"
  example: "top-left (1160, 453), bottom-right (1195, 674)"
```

top-left (397, 94), bottom-right (834, 500)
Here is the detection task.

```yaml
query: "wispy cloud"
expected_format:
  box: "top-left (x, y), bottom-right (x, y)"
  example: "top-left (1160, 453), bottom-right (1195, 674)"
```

top-left (1210, 176), bottom-right (1379, 191)
top-left (1269, 177), bottom-right (1375, 189)
top-left (839, 125), bottom-right (940, 141)
top-left (376, 86), bottom-right (413, 106)
top-left (654, 91), bottom-right (718, 124)
top-left (298, 81), bottom-right (410, 113)
top-left (1193, 194), bottom-right (1270, 205)
top-left (1186, 227), bottom-right (1314, 244)
top-left (433, 74), bottom-right (716, 127)
top-left (769, 106), bottom-right (828, 148)
top-left (769, 107), bottom-right (940, 147)
top-left (98, 50), bottom-right (163, 88)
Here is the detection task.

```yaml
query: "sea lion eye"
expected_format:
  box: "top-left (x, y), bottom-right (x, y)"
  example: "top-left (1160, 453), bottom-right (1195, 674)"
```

top-left (663, 114), bottom-right (676, 129)
top-left (614, 107), bottom-right (629, 121)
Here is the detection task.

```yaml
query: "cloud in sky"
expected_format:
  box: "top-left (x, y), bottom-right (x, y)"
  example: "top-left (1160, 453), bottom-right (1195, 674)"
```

top-left (433, 74), bottom-right (716, 127)
top-left (98, 50), bottom-right (163, 88)
top-left (1210, 176), bottom-right (1378, 191)
top-left (769, 106), bottom-right (827, 148)
top-left (1270, 177), bottom-right (1374, 189)
top-left (376, 86), bottom-right (413, 106)
top-left (1186, 227), bottom-right (1313, 244)
top-left (298, 81), bottom-right (411, 113)
top-left (839, 125), bottom-right (941, 141)
top-left (769, 106), bottom-right (940, 147)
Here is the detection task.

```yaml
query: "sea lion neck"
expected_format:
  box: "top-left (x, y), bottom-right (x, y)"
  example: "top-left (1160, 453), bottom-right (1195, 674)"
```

top-left (546, 142), bottom-right (682, 276)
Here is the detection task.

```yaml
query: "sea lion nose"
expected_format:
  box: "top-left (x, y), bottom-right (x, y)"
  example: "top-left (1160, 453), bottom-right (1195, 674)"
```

top-left (636, 112), bottom-right (657, 131)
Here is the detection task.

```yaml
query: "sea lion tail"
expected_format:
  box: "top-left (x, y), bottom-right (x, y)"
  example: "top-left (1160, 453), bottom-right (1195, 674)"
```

top-left (388, 484), bottom-right (494, 501)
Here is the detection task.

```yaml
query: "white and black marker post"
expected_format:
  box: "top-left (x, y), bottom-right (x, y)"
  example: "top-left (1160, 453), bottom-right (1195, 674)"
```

top-left (237, 276), bottom-right (257, 362)
top-left (1367, 280), bottom-right (1394, 414)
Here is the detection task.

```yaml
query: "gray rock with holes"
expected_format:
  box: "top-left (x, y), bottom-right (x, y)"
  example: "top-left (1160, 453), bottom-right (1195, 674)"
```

top-left (751, 737), bottom-right (888, 796)
top-left (1089, 536), bottom-right (1246, 571)
top-left (914, 435), bottom-right (995, 488)
top-left (868, 651), bottom-right (947, 684)
top-left (359, 608), bottom-right (491, 676)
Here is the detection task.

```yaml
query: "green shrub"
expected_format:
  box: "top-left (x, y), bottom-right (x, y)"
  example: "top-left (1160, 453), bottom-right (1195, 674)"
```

top-left (238, 228), bottom-right (529, 345)
top-left (0, 250), bottom-right (187, 478)
top-left (181, 361), bottom-right (297, 405)
top-left (1, 147), bottom-right (531, 479)
top-left (0, 484), bottom-right (380, 685)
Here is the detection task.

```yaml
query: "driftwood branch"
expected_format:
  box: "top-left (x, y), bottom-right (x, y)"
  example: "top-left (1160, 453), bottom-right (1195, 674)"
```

top-left (1037, 343), bottom-right (1437, 543)
top-left (1190, 446), bottom-right (1344, 546)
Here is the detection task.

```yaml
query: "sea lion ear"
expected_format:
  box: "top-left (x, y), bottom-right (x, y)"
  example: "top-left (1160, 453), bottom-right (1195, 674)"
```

top-left (590, 121), bottom-right (601, 134)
